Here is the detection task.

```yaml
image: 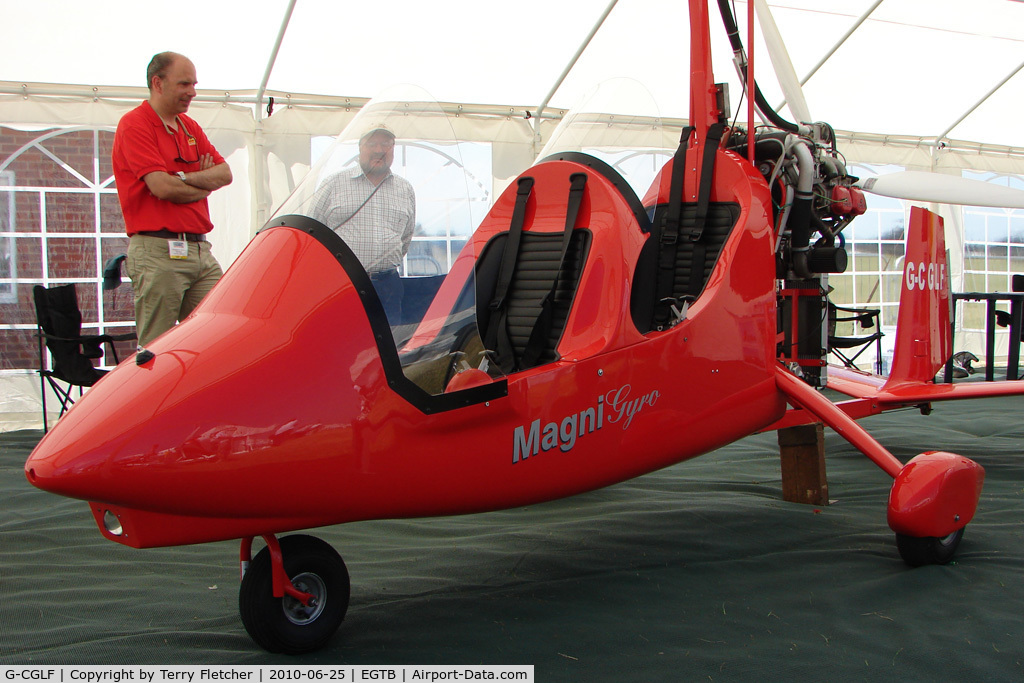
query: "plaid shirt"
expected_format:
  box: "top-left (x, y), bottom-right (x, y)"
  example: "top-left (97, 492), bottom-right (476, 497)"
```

top-left (308, 168), bottom-right (416, 273)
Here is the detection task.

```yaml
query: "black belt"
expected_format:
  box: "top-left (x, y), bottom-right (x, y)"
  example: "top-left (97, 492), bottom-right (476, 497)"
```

top-left (135, 229), bottom-right (207, 242)
top-left (369, 269), bottom-right (398, 281)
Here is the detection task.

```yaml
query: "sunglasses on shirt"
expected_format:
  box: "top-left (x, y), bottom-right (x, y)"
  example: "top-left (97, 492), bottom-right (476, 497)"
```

top-left (170, 117), bottom-right (200, 164)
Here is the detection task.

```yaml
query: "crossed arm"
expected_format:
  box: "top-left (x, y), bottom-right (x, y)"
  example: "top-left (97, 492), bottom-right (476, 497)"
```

top-left (143, 154), bottom-right (233, 204)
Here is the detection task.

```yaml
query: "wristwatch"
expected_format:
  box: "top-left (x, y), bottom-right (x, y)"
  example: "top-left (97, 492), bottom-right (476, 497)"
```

top-left (177, 171), bottom-right (188, 184)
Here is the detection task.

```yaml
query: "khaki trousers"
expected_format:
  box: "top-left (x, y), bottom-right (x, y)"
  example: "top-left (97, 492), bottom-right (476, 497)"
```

top-left (126, 234), bottom-right (223, 347)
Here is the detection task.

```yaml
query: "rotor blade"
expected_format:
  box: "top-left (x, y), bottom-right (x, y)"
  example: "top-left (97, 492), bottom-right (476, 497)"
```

top-left (753, 0), bottom-right (811, 124)
top-left (857, 171), bottom-right (1024, 209)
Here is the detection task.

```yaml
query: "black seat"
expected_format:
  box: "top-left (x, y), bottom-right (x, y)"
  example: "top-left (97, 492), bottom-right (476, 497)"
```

top-left (33, 284), bottom-right (136, 432)
top-left (630, 202), bottom-right (740, 333)
top-left (472, 164), bottom-right (598, 375)
top-left (828, 300), bottom-right (884, 374)
top-left (476, 229), bottom-right (591, 372)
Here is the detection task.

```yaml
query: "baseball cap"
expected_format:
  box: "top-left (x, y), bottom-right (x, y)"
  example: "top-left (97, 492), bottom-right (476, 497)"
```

top-left (359, 124), bottom-right (396, 144)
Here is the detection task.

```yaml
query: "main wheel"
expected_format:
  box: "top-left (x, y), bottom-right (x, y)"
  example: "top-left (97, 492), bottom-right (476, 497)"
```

top-left (895, 527), bottom-right (965, 567)
top-left (239, 534), bottom-right (350, 654)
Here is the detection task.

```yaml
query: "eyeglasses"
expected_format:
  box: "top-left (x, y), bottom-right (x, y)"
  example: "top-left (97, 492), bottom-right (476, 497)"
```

top-left (170, 117), bottom-right (200, 164)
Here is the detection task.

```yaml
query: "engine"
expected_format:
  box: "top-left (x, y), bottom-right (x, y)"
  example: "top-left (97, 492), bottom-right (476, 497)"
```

top-left (726, 122), bottom-right (867, 387)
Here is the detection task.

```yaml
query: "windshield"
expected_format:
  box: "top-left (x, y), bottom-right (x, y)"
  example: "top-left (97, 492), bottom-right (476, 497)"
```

top-left (272, 84), bottom-right (502, 397)
top-left (538, 78), bottom-right (673, 203)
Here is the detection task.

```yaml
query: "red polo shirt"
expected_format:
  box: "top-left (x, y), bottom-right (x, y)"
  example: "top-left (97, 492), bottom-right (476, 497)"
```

top-left (112, 101), bottom-right (225, 235)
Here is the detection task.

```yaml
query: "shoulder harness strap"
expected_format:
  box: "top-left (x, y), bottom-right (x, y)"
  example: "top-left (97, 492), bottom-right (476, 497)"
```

top-left (686, 122), bottom-right (726, 299)
top-left (653, 126), bottom-right (694, 330)
top-left (520, 172), bottom-right (588, 369)
top-left (484, 176), bottom-right (534, 370)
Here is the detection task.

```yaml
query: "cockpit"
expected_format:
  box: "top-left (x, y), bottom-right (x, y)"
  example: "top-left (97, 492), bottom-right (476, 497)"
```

top-left (267, 81), bottom-right (736, 413)
top-left (269, 86), bottom-right (509, 409)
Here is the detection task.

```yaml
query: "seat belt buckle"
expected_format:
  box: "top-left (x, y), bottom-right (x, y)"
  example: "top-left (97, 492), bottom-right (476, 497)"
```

top-left (657, 296), bottom-right (693, 329)
top-left (669, 298), bottom-right (691, 324)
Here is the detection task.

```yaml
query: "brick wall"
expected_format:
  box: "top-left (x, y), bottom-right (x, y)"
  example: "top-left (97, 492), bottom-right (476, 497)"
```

top-left (1, 126), bottom-right (135, 372)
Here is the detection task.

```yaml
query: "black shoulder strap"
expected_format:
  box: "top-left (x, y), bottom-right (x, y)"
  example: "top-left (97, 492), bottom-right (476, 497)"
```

top-left (686, 122), bottom-right (726, 298)
top-left (489, 176), bottom-right (534, 314)
top-left (663, 126), bottom-right (695, 246)
top-left (653, 126), bottom-right (694, 330)
top-left (520, 172), bottom-right (588, 369)
top-left (687, 123), bottom-right (725, 244)
top-left (484, 176), bottom-right (534, 369)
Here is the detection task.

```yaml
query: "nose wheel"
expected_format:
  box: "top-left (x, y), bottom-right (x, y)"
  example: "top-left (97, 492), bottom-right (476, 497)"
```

top-left (239, 534), bottom-right (350, 654)
top-left (896, 527), bottom-right (965, 567)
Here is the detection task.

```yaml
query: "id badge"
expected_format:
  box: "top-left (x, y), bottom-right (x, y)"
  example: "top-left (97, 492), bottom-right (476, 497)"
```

top-left (168, 240), bottom-right (189, 259)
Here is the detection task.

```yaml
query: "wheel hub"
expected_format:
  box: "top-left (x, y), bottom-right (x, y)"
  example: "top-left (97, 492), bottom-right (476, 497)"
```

top-left (282, 572), bottom-right (327, 625)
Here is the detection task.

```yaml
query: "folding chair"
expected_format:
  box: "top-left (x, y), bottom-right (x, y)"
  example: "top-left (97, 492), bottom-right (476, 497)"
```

top-left (994, 274), bottom-right (1024, 342)
top-left (33, 283), bottom-right (136, 432)
top-left (828, 301), bottom-right (884, 374)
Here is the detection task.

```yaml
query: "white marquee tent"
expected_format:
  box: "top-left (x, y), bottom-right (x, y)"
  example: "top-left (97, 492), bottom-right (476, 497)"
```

top-left (2, 0), bottom-right (1023, 428)
top-left (4, 0), bottom-right (1024, 144)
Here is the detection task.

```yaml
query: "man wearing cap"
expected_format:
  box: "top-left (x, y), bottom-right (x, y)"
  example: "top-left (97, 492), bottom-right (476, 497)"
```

top-left (309, 126), bottom-right (416, 324)
top-left (112, 51), bottom-right (232, 347)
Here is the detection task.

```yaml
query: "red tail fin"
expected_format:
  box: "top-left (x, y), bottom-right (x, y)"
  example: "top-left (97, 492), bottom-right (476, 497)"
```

top-left (884, 206), bottom-right (952, 388)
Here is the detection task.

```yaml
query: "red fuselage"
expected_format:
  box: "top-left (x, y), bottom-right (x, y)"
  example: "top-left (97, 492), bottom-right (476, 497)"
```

top-left (25, 151), bottom-right (784, 549)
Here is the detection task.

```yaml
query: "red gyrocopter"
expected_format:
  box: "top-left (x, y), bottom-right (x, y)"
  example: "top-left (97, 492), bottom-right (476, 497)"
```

top-left (24, 0), bottom-right (1024, 654)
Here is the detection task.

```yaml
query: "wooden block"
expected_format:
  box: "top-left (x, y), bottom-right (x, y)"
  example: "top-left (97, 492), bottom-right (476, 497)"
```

top-left (778, 423), bottom-right (829, 506)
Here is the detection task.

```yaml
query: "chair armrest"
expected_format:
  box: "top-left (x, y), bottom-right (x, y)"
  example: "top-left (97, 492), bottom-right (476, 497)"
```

top-left (828, 331), bottom-right (884, 349)
top-left (830, 303), bottom-right (881, 329)
top-left (103, 332), bottom-right (139, 343)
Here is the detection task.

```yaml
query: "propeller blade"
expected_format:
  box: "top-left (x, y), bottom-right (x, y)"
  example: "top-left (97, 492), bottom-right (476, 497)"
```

top-left (753, 0), bottom-right (811, 124)
top-left (857, 171), bottom-right (1024, 209)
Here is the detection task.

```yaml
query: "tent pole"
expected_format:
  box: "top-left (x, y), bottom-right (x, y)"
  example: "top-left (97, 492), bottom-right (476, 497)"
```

top-left (532, 0), bottom-right (620, 154)
top-left (776, 0), bottom-right (884, 112)
top-left (253, 0), bottom-right (298, 234)
top-left (935, 60), bottom-right (1024, 145)
top-left (256, 0), bottom-right (298, 123)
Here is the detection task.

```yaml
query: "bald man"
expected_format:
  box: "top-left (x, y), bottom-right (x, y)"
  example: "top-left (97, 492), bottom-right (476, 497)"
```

top-left (112, 51), bottom-right (232, 347)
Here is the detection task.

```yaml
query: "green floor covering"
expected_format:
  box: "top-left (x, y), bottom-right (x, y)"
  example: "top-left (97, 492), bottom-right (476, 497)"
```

top-left (2, 395), bottom-right (1023, 681)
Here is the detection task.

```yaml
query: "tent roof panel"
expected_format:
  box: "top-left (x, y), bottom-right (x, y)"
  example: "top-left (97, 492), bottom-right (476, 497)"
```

top-left (2, 0), bottom-right (1023, 148)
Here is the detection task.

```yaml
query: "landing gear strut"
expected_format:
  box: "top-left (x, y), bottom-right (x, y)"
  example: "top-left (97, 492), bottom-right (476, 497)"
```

top-left (239, 534), bottom-right (350, 654)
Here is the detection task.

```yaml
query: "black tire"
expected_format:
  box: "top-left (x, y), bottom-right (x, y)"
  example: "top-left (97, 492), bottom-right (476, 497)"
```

top-left (896, 527), bottom-right (965, 567)
top-left (239, 534), bottom-right (350, 654)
